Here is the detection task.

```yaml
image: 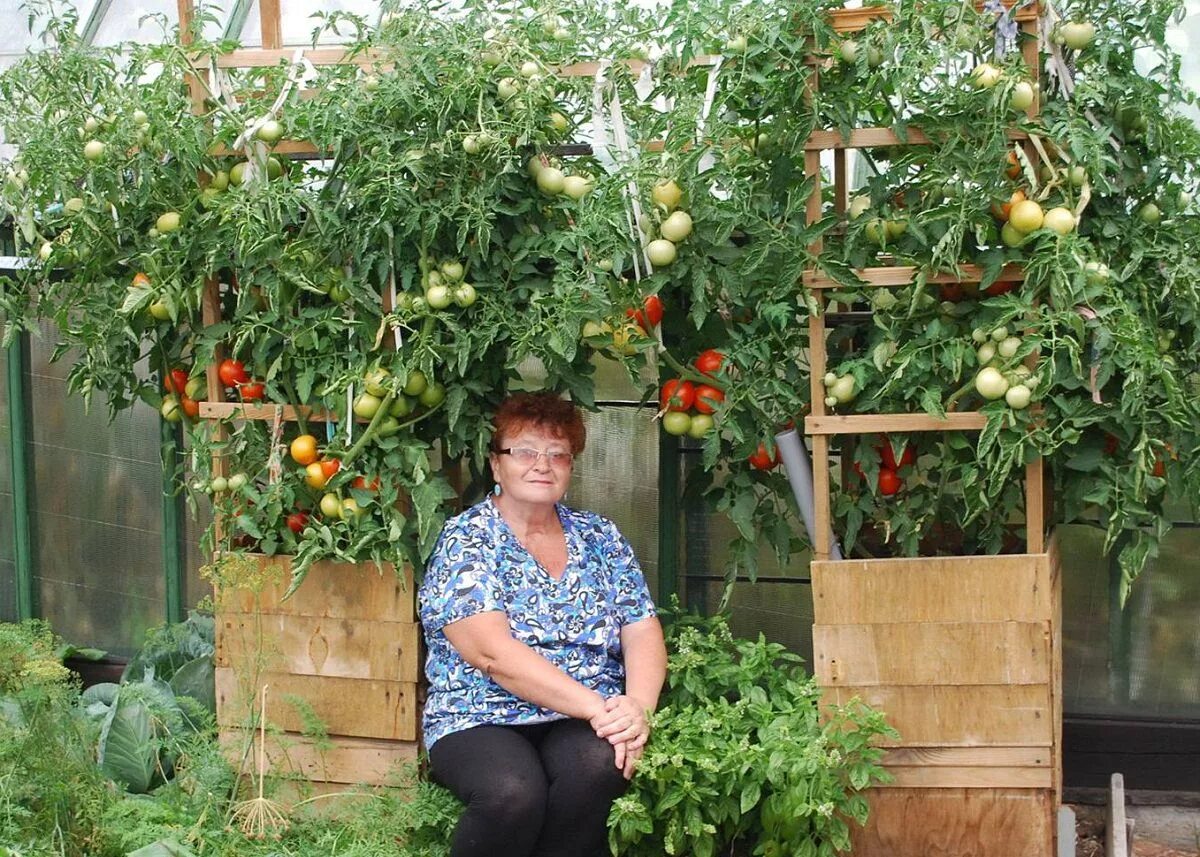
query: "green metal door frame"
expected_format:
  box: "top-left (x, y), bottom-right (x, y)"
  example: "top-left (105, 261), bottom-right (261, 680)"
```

top-left (161, 418), bottom-right (185, 624)
top-left (6, 335), bottom-right (36, 619)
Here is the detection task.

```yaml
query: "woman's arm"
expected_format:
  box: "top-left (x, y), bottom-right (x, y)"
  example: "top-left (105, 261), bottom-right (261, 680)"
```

top-left (620, 616), bottom-right (667, 711)
top-left (442, 611), bottom-right (608, 723)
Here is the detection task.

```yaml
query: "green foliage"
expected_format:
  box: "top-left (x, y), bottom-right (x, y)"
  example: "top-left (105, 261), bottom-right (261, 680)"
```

top-left (609, 608), bottom-right (895, 857)
top-left (1, 1), bottom-right (1197, 598)
top-left (0, 621), bottom-right (115, 857)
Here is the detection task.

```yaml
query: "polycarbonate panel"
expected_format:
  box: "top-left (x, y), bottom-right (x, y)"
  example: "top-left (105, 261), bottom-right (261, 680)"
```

top-left (0, 341), bottom-right (16, 620)
top-left (89, 0), bottom-right (181, 45)
top-left (0, 0), bottom-right (99, 67)
top-left (1061, 523), bottom-right (1200, 721)
top-left (567, 405), bottom-right (660, 600)
top-left (683, 579), bottom-right (815, 668)
top-left (241, 0), bottom-right (371, 47)
top-left (27, 321), bottom-right (165, 655)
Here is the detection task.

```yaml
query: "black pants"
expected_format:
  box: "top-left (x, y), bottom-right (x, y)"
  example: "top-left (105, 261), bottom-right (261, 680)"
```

top-left (428, 718), bottom-right (630, 857)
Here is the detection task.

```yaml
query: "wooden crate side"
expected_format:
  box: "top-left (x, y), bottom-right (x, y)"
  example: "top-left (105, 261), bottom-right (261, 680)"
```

top-left (214, 555), bottom-right (415, 623)
top-left (811, 554), bottom-right (1052, 625)
top-left (813, 621), bottom-right (1050, 686)
top-left (882, 747), bottom-right (1050, 768)
top-left (216, 614), bottom-right (420, 683)
top-left (216, 668), bottom-right (418, 741)
top-left (219, 729), bottom-right (419, 785)
top-left (823, 685), bottom-right (1053, 748)
top-left (882, 766), bottom-right (1051, 789)
top-left (849, 788), bottom-right (1054, 857)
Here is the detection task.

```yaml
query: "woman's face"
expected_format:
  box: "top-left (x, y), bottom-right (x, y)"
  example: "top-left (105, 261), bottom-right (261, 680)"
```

top-left (490, 425), bottom-right (574, 508)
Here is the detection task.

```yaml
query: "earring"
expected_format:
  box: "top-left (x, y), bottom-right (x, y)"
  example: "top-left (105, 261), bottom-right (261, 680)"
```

top-left (493, 483), bottom-right (501, 496)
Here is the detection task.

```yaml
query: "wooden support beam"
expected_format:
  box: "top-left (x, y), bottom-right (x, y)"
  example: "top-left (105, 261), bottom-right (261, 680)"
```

top-left (803, 264), bottom-right (1025, 290)
top-left (804, 127), bottom-right (1028, 151)
top-left (198, 401), bottom-right (366, 423)
top-left (806, 413), bottom-right (988, 435)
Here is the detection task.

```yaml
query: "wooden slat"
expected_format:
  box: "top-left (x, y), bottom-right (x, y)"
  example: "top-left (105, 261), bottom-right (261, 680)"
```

top-left (814, 621), bottom-right (1050, 687)
top-left (213, 555), bottom-right (415, 623)
top-left (849, 788), bottom-right (1054, 857)
top-left (883, 766), bottom-right (1052, 789)
top-left (209, 139), bottom-right (326, 158)
top-left (219, 730), bottom-right (418, 785)
top-left (215, 668), bottom-right (417, 741)
top-left (882, 746), bottom-right (1050, 768)
top-left (208, 47), bottom-right (378, 68)
top-left (216, 614), bottom-right (420, 683)
top-left (823, 685), bottom-right (1053, 748)
top-left (805, 412), bottom-right (988, 435)
top-left (199, 401), bottom-right (347, 422)
top-left (803, 263), bottom-right (1025, 289)
top-left (828, 6), bottom-right (893, 32)
top-left (804, 127), bottom-right (1028, 150)
top-left (811, 553), bottom-right (1052, 624)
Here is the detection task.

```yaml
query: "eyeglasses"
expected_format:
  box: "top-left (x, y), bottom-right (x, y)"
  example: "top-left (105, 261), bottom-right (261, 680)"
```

top-left (497, 447), bottom-right (575, 467)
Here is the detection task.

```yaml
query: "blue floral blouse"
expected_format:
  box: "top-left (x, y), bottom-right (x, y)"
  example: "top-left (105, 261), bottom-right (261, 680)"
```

top-left (418, 497), bottom-right (657, 749)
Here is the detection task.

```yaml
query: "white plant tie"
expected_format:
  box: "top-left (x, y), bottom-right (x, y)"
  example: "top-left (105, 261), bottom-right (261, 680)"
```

top-left (232, 49), bottom-right (315, 152)
top-left (609, 88), bottom-right (653, 278)
top-left (590, 60), bottom-right (618, 174)
top-left (696, 56), bottom-right (731, 200)
top-left (267, 405), bottom-right (284, 484)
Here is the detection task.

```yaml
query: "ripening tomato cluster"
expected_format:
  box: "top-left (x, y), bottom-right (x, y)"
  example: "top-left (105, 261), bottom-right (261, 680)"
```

top-left (851, 434), bottom-right (917, 496)
top-left (217, 357), bottom-right (266, 402)
top-left (658, 349), bottom-right (726, 439)
top-left (160, 364), bottom-right (207, 423)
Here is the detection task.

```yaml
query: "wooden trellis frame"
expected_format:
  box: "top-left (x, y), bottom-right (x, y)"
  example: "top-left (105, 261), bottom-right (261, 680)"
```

top-left (804, 1), bottom-right (1047, 562)
top-left (804, 6), bottom-right (1062, 857)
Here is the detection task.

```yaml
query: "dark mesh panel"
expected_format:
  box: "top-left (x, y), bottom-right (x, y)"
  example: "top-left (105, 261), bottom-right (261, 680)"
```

top-left (27, 320), bottom-right (164, 655)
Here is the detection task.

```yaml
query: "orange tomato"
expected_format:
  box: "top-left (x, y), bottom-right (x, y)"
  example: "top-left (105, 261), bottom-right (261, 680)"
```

top-left (290, 434), bottom-right (320, 466)
top-left (991, 189), bottom-right (1027, 222)
top-left (320, 458), bottom-right (341, 479)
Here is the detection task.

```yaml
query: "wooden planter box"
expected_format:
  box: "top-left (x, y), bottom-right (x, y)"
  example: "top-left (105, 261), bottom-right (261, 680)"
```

top-left (812, 537), bottom-right (1062, 857)
top-left (213, 555), bottom-right (421, 799)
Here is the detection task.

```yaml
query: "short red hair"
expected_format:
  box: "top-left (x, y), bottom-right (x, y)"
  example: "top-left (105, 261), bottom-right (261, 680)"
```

top-left (491, 392), bottom-right (586, 454)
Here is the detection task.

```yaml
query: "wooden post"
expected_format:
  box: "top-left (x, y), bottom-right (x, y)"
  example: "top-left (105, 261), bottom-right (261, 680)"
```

top-left (259, 0), bottom-right (282, 50)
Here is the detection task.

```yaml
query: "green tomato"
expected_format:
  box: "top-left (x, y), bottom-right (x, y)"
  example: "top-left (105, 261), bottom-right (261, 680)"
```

top-left (662, 411), bottom-right (692, 436)
top-left (389, 395), bottom-right (414, 418)
top-left (402, 370), bottom-right (428, 397)
top-left (353, 393), bottom-right (382, 420)
top-left (418, 382), bottom-right (446, 408)
top-left (365, 367), bottom-right (391, 397)
top-left (687, 413), bottom-right (715, 438)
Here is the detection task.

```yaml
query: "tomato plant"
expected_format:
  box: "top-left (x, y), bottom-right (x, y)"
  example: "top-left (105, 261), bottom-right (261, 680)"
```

top-left (0, 0), bottom-right (1196, 597)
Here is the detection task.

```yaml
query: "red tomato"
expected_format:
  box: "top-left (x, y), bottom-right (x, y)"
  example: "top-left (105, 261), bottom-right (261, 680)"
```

top-left (694, 349), bottom-right (726, 376)
top-left (286, 511), bottom-right (310, 534)
top-left (877, 436), bottom-right (916, 470)
top-left (939, 283), bottom-right (964, 303)
top-left (748, 443), bottom-right (780, 471)
top-left (238, 381), bottom-right (265, 401)
top-left (642, 295), bottom-right (663, 328)
top-left (218, 358), bottom-right (248, 387)
top-left (878, 468), bottom-right (902, 496)
top-left (1153, 458), bottom-right (1166, 478)
top-left (1103, 433), bottom-right (1120, 456)
top-left (164, 368), bottom-right (189, 396)
top-left (352, 475), bottom-right (381, 492)
top-left (693, 384), bottom-right (725, 415)
top-left (320, 458), bottom-right (341, 479)
top-left (659, 379), bottom-right (695, 412)
top-left (984, 280), bottom-right (1018, 297)
top-left (626, 307), bottom-right (647, 329)
top-left (180, 396), bottom-right (200, 420)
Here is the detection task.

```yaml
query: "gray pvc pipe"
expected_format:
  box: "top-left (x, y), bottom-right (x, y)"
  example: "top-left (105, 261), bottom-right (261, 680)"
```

top-left (774, 428), bottom-right (843, 561)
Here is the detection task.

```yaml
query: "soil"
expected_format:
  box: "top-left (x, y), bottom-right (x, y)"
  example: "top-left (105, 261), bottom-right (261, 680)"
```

top-left (1073, 804), bottom-right (1200, 857)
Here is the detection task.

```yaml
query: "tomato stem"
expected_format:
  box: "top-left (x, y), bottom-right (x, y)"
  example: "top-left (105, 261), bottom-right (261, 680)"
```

top-left (341, 390), bottom-right (395, 470)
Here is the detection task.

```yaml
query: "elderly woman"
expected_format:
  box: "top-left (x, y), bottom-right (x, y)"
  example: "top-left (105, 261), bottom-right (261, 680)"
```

top-left (418, 391), bottom-right (667, 857)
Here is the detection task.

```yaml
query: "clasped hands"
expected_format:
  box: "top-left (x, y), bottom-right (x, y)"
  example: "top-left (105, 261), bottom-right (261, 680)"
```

top-left (589, 694), bottom-right (649, 780)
